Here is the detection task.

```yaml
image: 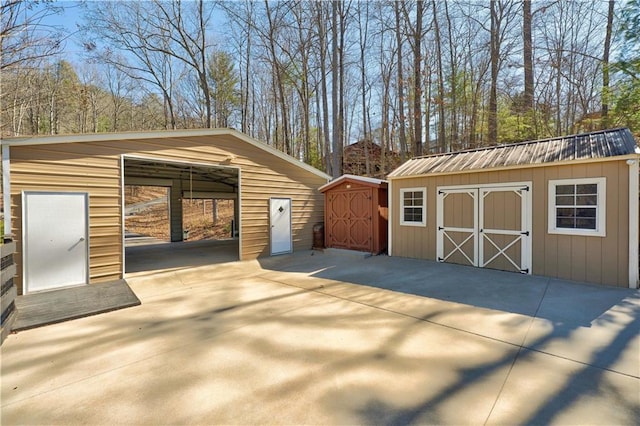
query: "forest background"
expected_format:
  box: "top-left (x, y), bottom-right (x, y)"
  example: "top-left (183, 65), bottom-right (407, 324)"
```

top-left (2, 0), bottom-right (639, 177)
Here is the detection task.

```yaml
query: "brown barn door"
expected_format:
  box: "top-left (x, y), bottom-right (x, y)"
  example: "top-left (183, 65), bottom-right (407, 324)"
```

top-left (326, 188), bottom-right (373, 252)
top-left (436, 189), bottom-right (478, 266)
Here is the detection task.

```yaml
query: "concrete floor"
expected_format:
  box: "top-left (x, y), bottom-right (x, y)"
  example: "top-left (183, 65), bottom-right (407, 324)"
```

top-left (125, 238), bottom-right (239, 273)
top-left (1, 251), bottom-right (639, 425)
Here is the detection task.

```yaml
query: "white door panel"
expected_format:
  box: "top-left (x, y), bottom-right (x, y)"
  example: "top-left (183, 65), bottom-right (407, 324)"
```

top-left (436, 183), bottom-right (532, 274)
top-left (270, 198), bottom-right (292, 255)
top-left (23, 192), bottom-right (89, 293)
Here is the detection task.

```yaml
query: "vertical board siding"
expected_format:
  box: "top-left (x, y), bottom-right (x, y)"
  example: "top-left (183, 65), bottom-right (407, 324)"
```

top-left (9, 135), bottom-right (326, 294)
top-left (391, 160), bottom-right (629, 287)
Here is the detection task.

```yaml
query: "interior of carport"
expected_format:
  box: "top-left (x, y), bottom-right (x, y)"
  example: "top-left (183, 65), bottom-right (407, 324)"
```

top-left (123, 157), bottom-right (240, 273)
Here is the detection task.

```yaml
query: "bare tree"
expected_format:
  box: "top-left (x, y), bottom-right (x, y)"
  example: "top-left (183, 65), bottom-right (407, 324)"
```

top-left (601, 0), bottom-right (615, 128)
top-left (394, 1), bottom-right (408, 161)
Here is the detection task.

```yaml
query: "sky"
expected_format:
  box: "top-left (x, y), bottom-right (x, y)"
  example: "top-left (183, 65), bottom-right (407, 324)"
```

top-left (42, 0), bottom-right (229, 66)
top-left (40, 1), bottom-right (87, 63)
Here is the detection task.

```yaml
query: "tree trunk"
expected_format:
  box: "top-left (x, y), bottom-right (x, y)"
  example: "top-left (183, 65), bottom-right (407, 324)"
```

top-left (317, 3), bottom-right (332, 175)
top-left (432, 0), bottom-right (446, 152)
top-left (413, 0), bottom-right (423, 157)
top-left (522, 0), bottom-right (534, 116)
top-left (331, 0), bottom-right (342, 177)
top-left (444, 1), bottom-right (458, 149)
top-left (488, 0), bottom-right (499, 144)
top-left (394, 1), bottom-right (407, 161)
top-left (601, 0), bottom-right (614, 128)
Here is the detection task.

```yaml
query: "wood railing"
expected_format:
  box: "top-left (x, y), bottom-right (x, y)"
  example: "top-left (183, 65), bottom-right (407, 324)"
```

top-left (1, 239), bottom-right (17, 344)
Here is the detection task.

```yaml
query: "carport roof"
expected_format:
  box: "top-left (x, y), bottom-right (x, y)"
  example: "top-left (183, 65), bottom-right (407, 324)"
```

top-left (3, 128), bottom-right (331, 180)
top-left (389, 127), bottom-right (640, 178)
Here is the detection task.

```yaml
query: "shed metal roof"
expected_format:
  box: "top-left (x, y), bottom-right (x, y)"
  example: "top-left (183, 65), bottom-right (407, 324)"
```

top-left (388, 128), bottom-right (639, 178)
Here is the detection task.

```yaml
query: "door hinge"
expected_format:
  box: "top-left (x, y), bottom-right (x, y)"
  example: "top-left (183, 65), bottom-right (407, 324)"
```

top-left (437, 257), bottom-right (444, 262)
top-left (520, 268), bottom-right (529, 274)
top-left (438, 190), bottom-right (444, 195)
top-left (521, 186), bottom-right (530, 191)
top-left (438, 226), bottom-right (444, 231)
top-left (521, 231), bottom-right (530, 236)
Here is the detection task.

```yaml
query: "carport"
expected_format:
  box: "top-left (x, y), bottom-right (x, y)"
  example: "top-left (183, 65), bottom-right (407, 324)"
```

top-left (2, 129), bottom-right (329, 297)
top-left (123, 156), bottom-right (240, 272)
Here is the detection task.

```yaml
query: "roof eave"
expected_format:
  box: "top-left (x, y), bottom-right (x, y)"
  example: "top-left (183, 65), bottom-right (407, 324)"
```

top-left (3, 128), bottom-right (332, 181)
top-left (387, 153), bottom-right (640, 181)
top-left (319, 174), bottom-right (388, 192)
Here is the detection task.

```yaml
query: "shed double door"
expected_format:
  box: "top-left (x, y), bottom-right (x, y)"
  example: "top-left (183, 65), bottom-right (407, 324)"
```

top-left (326, 188), bottom-right (373, 252)
top-left (436, 184), bottom-right (532, 274)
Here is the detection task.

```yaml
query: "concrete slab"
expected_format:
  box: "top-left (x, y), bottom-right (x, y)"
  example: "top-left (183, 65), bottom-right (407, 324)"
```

top-left (125, 238), bottom-right (239, 273)
top-left (323, 247), bottom-right (372, 258)
top-left (2, 251), bottom-right (638, 425)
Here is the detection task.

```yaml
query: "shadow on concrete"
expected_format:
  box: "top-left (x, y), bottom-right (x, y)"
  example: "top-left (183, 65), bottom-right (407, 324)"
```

top-left (258, 250), bottom-right (637, 329)
top-left (3, 253), bottom-right (638, 424)
top-left (125, 238), bottom-right (239, 273)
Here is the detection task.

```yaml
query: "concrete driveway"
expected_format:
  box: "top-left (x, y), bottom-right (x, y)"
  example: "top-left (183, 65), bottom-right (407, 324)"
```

top-left (1, 251), bottom-right (639, 425)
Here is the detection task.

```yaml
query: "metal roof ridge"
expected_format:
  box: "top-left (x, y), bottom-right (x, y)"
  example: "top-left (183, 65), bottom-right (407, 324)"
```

top-left (408, 127), bottom-right (631, 160)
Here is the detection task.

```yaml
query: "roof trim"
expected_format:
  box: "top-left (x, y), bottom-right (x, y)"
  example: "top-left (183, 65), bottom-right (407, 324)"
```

top-left (319, 174), bottom-right (388, 192)
top-left (407, 127), bottom-right (634, 161)
top-left (3, 128), bottom-right (331, 181)
top-left (388, 127), bottom-right (638, 178)
top-left (387, 153), bottom-right (640, 181)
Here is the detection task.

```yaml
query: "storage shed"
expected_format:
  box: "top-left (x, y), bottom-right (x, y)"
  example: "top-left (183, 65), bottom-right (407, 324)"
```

top-left (319, 174), bottom-right (388, 254)
top-left (2, 129), bottom-right (330, 295)
top-left (387, 128), bottom-right (639, 288)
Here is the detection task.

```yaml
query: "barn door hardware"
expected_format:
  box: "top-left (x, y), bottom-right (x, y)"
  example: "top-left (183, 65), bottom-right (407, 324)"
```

top-left (437, 257), bottom-right (444, 262)
top-left (520, 268), bottom-right (529, 274)
top-left (520, 186), bottom-right (530, 191)
top-left (438, 226), bottom-right (444, 231)
top-left (521, 231), bottom-right (529, 236)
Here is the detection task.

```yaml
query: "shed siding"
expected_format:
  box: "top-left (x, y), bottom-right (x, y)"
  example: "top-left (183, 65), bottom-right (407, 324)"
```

top-left (391, 160), bottom-right (629, 287)
top-left (9, 135), bottom-right (326, 294)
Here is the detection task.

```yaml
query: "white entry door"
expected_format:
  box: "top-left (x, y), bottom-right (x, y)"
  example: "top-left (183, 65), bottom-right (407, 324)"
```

top-left (270, 198), bottom-right (292, 255)
top-left (23, 192), bottom-right (89, 293)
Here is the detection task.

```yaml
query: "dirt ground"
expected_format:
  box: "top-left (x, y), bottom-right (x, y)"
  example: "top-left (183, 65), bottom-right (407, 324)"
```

top-left (124, 186), bottom-right (234, 241)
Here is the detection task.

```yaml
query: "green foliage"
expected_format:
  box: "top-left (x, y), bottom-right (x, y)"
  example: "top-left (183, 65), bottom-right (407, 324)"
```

top-left (618, 0), bottom-right (640, 79)
top-left (613, 80), bottom-right (640, 133)
top-left (305, 127), bottom-right (325, 171)
top-left (207, 51), bottom-right (240, 127)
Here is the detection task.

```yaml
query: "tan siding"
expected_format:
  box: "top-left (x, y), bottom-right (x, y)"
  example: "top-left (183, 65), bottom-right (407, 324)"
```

top-left (9, 134), bottom-right (326, 293)
top-left (390, 160), bottom-right (630, 287)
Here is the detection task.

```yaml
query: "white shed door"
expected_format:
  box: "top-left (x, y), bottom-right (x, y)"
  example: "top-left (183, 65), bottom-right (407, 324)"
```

top-left (23, 192), bottom-right (89, 293)
top-left (436, 183), bottom-right (532, 274)
top-left (270, 198), bottom-right (292, 255)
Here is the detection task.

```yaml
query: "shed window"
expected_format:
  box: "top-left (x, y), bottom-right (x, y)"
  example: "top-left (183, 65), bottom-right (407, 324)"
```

top-left (400, 188), bottom-right (426, 226)
top-left (548, 178), bottom-right (606, 237)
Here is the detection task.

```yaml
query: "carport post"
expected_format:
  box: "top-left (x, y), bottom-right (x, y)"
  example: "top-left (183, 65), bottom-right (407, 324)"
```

top-left (2, 145), bottom-right (11, 239)
top-left (170, 179), bottom-right (184, 242)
